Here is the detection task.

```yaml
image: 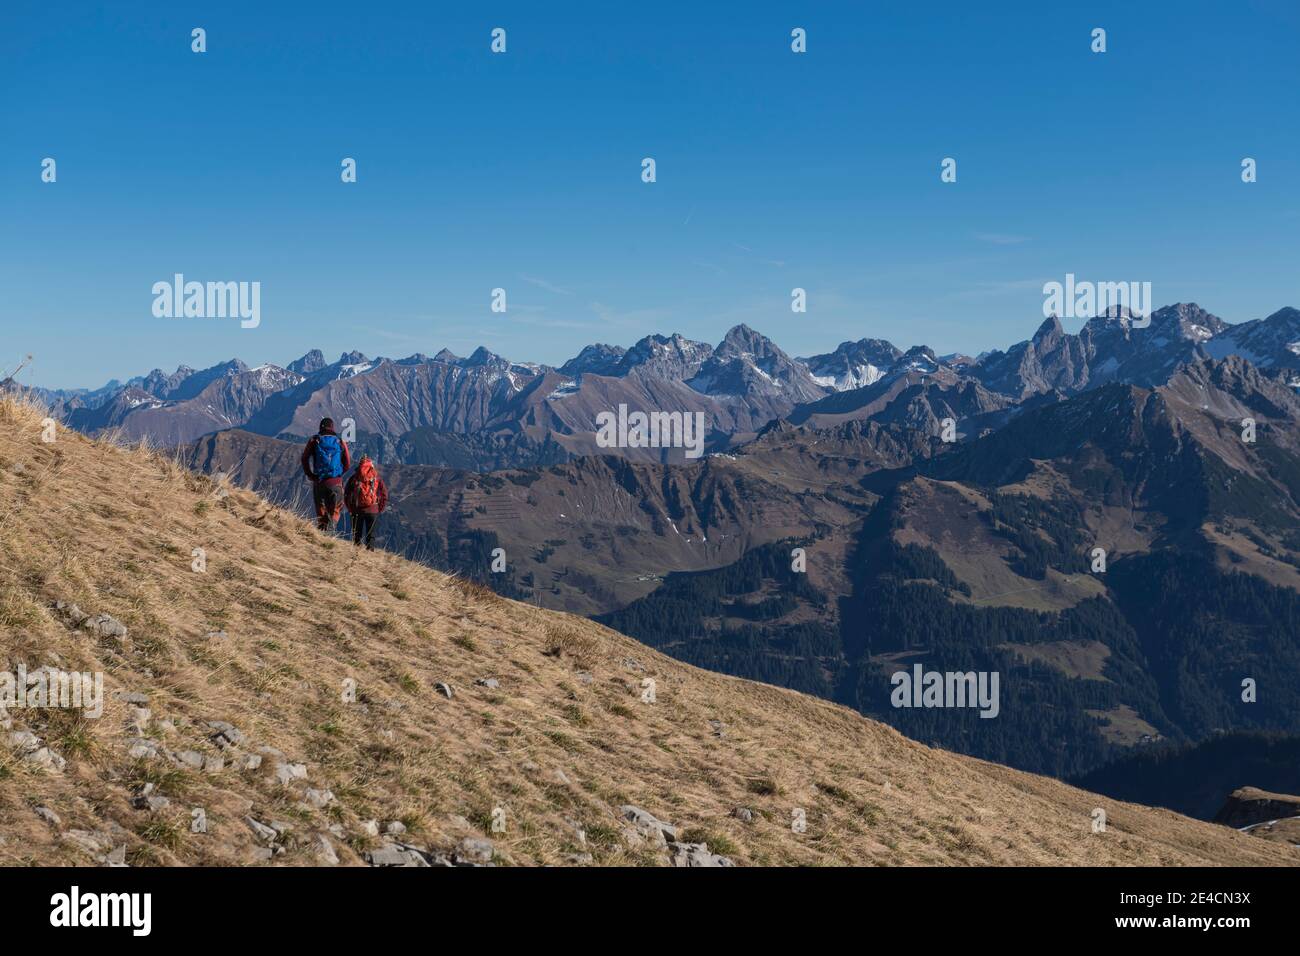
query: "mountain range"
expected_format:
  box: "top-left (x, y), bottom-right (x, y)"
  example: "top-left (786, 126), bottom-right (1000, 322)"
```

top-left (19, 303), bottom-right (1300, 467)
top-left (11, 301), bottom-right (1300, 809)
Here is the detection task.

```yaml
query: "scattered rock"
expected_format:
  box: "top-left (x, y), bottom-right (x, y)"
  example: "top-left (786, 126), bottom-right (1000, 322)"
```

top-left (53, 600), bottom-right (88, 627)
top-left (106, 844), bottom-right (128, 867)
top-left (619, 805), bottom-right (677, 848)
top-left (236, 753), bottom-right (262, 771)
top-left (34, 806), bottom-right (61, 826)
top-left (131, 785), bottom-right (171, 812)
top-left (113, 691), bottom-right (150, 706)
top-left (385, 820), bottom-right (407, 835)
top-left (8, 730), bottom-right (40, 754)
top-left (366, 843), bottom-right (426, 867)
top-left (83, 613), bottom-right (128, 641)
top-left (454, 837), bottom-right (495, 865)
top-left (668, 841), bottom-right (736, 867)
top-left (733, 807), bottom-right (755, 823)
top-left (126, 738), bottom-right (160, 760)
top-left (126, 707), bottom-right (150, 734)
top-left (475, 677), bottom-right (500, 689)
top-left (708, 719), bottom-right (727, 738)
top-left (361, 819), bottom-right (381, 837)
top-left (174, 750), bottom-right (205, 770)
top-left (274, 762), bottom-right (308, 785)
top-left (435, 682), bottom-right (454, 699)
top-left (244, 817), bottom-right (278, 843)
top-left (563, 818), bottom-right (586, 847)
top-left (564, 852), bottom-right (594, 865)
top-left (208, 721), bottom-right (245, 749)
top-left (314, 833), bottom-right (340, 865)
top-left (63, 829), bottom-right (111, 859)
top-left (303, 788), bottom-right (335, 810)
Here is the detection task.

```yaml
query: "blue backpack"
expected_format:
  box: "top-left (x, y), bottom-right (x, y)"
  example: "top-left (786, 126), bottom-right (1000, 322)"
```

top-left (312, 434), bottom-right (344, 479)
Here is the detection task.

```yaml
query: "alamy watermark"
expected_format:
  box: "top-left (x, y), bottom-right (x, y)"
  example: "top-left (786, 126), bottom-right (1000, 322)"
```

top-left (152, 274), bottom-right (261, 328)
top-left (595, 404), bottom-right (706, 460)
top-left (1, 664), bottom-right (104, 718)
top-left (890, 665), bottom-right (1000, 718)
top-left (1042, 273), bottom-right (1151, 328)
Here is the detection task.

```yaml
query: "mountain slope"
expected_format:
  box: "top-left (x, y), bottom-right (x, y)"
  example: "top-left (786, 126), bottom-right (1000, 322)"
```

top-left (0, 395), bottom-right (1290, 866)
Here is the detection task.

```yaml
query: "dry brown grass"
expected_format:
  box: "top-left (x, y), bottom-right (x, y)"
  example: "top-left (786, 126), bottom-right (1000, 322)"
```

top-left (0, 395), bottom-right (1295, 867)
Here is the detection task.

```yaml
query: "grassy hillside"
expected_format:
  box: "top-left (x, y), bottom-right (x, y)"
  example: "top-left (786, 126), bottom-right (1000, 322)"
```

top-left (0, 397), bottom-right (1293, 866)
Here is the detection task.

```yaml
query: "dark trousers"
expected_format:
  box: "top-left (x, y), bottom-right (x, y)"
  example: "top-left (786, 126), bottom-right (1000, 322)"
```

top-left (352, 513), bottom-right (378, 550)
top-left (313, 481), bottom-right (343, 530)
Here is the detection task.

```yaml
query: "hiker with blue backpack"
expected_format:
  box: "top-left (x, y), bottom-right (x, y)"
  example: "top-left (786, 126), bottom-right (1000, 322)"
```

top-left (301, 418), bottom-right (351, 531)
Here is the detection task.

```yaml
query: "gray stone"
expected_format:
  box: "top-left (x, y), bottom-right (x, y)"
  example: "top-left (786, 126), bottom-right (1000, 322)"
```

top-left (64, 829), bottom-right (111, 857)
top-left (668, 841), bottom-right (736, 867)
top-left (175, 750), bottom-right (205, 770)
top-left (53, 601), bottom-right (88, 626)
top-left (314, 833), bottom-right (340, 865)
top-left (26, 746), bottom-right (67, 772)
top-left (34, 806), bottom-right (61, 826)
top-left (127, 738), bottom-right (160, 760)
top-left (454, 836), bottom-right (495, 865)
top-left (619, 805), bottom-right (677, 847)
top-left (435, 682), bottom-right (454, 699)
top-left (8, 730), bottom-right (40, 754)
top-left (131, 790), bottom-right (171, 812)
top-left (385, 820), bottom-right (406, 835)
top-left (303, 788), bottom-right (335, 809)
top-left (244, 816), bottom-right (278, 842)
top-left (274, 761), bottom-right (308, 785)
top-left (366, 843), bottom-right (422, 867)
top-left (474, 677), bottom-right (500, 689)
top-left (208, 721), bottom-right (245, 749)
top-left (236, 753), bottom-right (262, 771)
top-left (84, 613), bottom-right (127, 640)
top-left (361, 819), bottom-right (381, 837)
top-left (733, 807), bottom-right (755, 823)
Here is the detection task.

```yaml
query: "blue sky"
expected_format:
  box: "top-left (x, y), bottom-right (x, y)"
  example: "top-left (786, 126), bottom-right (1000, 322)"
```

top-left (3, 0), bottom-right (1298, 389)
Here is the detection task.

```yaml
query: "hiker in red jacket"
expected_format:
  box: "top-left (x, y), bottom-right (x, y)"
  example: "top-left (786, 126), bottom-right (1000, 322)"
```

top-left (344, 455), bottom-right (388, 550)
top-left (301, 418), bottom-right (351, 531)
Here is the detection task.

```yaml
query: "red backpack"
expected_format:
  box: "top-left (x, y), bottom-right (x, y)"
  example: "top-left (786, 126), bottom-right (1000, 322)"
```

top-left (355, 459), bottom-right (380, 509)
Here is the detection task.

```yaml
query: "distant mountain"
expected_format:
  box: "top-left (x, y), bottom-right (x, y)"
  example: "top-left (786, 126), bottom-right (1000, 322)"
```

top-left (1204, 307), bottom-right (1300, 372)
top-left (688, 324), bottom-right (826, 404)
top-left (599, 354), bottom-right (1300, 778)
top-left (17, 303), bottom-right (1300, 473)
top-left (559, 343), bottom-right (627, 376)
top-left (801, 338), bottom-right (904, 391)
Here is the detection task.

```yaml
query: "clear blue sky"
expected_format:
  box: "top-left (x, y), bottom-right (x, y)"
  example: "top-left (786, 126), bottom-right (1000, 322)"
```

top-left (3, 0), bottom-right (1298, 389)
